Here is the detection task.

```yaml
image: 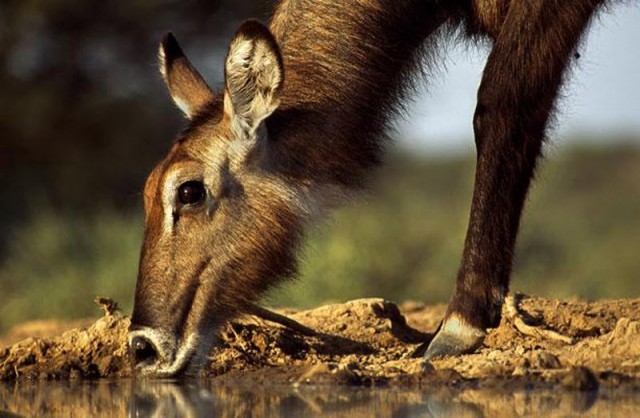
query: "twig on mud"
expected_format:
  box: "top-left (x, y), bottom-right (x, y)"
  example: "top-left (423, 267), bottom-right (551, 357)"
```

top-left (227, 325), bottom-right (250, 353)
top-left (94, 296), bottom-right (119, 316)
top-left (506, 294), bottom-right (573, 344)
top-left (247, 304), bottom-right (318, 337)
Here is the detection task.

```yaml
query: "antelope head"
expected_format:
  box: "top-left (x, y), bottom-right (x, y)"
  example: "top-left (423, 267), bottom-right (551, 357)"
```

top-left (128, 21), bottom-right (303, 377)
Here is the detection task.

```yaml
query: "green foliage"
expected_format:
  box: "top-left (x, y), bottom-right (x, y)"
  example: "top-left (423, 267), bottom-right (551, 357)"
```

top-left (1, 142), bottom-right (640, 330)
top-left (0, 210), bottom-right (142, 330)
top-left (514, 142), bottom-right (640, 299)
top-left (272, 142), bottom-right (640, 307)
top-left (269, 155), bottom-right (475, 308)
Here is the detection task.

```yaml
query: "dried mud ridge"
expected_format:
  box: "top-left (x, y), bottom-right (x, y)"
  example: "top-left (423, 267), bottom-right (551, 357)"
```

top-left (1, 294), bottom-right (640, 389)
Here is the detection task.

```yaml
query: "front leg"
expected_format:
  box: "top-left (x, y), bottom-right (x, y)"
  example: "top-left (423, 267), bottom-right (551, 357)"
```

top-left (424, 0), bottom-right (603, 360)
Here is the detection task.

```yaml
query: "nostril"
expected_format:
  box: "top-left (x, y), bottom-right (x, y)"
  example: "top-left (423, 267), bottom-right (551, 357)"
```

top-left (130, 336), bottom-right (158, 366)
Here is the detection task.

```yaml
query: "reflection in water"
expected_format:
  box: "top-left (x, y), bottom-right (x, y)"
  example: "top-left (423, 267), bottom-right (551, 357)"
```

top-left (1, 379), bottom-right (639, 417)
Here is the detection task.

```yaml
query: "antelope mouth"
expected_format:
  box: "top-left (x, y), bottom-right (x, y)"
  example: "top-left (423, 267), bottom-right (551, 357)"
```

top-left (128, 328), bottom-right (201, 377)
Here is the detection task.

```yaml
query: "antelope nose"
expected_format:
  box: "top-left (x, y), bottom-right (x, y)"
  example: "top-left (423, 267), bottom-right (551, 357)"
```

top-left (130, 335), bottom-right (158, 366)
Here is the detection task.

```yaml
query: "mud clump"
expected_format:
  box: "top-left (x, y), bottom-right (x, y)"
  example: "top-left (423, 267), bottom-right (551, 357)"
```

top-left (1, 295), bottom-right (640, 388)
top-left (0, 313), bottom-right (130, 380)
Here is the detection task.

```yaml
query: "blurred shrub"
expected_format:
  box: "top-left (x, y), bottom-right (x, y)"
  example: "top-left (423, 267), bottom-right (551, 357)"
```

top-left (0, 210), bottom-right (142, 329)
top-left (269, 142), bottom-right (640, 307)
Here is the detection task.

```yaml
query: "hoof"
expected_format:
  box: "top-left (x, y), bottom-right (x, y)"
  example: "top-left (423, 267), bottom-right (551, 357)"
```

top-left (423, 314), bottom-right (486, 361)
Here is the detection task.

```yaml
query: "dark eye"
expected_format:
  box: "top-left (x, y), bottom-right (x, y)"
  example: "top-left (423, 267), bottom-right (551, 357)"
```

top-left (177, 181), bottom-right (206, 206)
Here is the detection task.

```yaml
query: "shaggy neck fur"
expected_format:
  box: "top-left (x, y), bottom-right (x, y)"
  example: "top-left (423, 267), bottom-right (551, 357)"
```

top-left (266, 0), bottom-right (463, 189)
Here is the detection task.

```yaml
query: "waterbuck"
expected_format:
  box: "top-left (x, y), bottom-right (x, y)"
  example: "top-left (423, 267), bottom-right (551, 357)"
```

top-left (129, 0), bottom-right (612, 376)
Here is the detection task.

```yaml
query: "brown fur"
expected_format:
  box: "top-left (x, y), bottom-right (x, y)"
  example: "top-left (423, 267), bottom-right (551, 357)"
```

top-left (130, 0), bottom-right (611, 375)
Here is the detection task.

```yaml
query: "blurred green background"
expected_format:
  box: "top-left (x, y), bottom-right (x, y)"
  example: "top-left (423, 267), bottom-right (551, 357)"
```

top-left (1, 1), bottom-right (639, 331)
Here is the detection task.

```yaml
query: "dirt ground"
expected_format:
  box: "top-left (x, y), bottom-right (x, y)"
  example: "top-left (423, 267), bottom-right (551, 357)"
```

top-left (1, 294), bottom-right (640, 389)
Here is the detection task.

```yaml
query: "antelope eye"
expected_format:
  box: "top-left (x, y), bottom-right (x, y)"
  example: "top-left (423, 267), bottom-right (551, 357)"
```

top-left (177, 181), bottom-right (206, 206)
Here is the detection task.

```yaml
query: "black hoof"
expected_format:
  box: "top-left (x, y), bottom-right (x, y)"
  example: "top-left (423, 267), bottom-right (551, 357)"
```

top-left (423, 316), bottom-right (486, 362)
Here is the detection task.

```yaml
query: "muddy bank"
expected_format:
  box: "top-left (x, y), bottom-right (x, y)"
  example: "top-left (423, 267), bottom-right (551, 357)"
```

top-left (1, 295), bottom-right (640, 388)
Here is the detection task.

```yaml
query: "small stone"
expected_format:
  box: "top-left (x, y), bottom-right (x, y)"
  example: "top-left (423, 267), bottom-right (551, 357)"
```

top-left (253, 334), bottom-right (269, 352)
top-left (296, 362), bottom-right (331, 383)
top-left (512, 366), bottom-right (527, 376)
top-left (487, 350), bottom-right (502, 360)
top-left (431, 368), bottom-right (464, 383)
top-left (97, 356), bottom-right (113, 376)
top-left (561, 366), bottom-right (599, 391)
top-left (529, 350), bottom-right (560, 369)
top-left (535, 351), bottom-right (561, 369)
top-left (338, 361), bottom-right (360, 372)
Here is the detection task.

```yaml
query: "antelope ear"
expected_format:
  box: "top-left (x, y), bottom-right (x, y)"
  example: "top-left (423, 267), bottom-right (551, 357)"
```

top-left (159, 33), bottom-right (214, 119)
top-left (224, 20), bottom-right (284, 140)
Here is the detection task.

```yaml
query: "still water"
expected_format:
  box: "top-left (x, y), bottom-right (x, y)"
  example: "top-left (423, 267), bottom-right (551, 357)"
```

top-left (1, 379), bottom-right (639, 417)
